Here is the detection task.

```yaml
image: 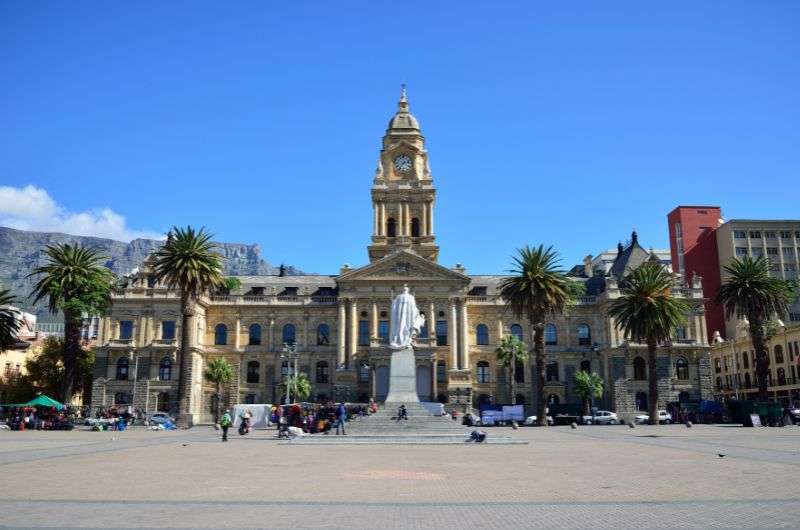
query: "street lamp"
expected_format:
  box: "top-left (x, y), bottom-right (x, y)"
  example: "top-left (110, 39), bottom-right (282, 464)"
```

top-left (281, 342), bottom-right (299, 406)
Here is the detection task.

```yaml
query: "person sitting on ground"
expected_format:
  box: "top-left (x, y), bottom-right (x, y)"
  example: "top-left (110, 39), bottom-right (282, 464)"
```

top-left (397, 404), bottom-right (408, 421)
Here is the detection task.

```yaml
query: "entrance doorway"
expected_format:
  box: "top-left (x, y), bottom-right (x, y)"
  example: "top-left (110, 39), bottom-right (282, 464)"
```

top-left (416, 364), bottom-right (431, 401)
top-left (376, 366), bottom-right (389, 401)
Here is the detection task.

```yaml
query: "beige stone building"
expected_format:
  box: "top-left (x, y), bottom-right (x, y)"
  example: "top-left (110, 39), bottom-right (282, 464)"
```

top-left (91, 90), bottom-right (713, 424)
top-left (710, 323), bottom-right (800, 406)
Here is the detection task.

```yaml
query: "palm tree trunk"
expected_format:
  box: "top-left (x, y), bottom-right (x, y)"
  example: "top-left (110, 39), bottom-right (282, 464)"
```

top-left (509, 362), bottom-right (516, 405)
top-left (62, 310), bottom-right (81, 405)
top-left (583, 397), bottom-right (590, 417)
top-left (749, 318), bottom-right (769, 402)
top-left (532, 319), bottom-right (547, 427)
top-left (176, 294), bottom-right (192, 428)
top-left (215, 382), bottom-right (222, 423)
top-left (647, 337), bottom-right (658, 425)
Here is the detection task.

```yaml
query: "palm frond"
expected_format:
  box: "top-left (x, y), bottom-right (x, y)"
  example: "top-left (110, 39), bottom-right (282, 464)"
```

top-left (152, 226), bottom-right (224, 299)
top-left (715, 256), bottom-right (793, 322)
top-left (499, 245), bottom-right (572, 323)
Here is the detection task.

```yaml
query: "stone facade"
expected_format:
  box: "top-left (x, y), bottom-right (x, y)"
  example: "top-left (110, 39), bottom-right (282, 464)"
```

top-left (91, 89), bottom-right (712, 425)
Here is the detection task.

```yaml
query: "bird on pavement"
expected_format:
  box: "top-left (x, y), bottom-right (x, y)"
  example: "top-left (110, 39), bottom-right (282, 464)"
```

top-left (718, 453), bottom-right (725, 458)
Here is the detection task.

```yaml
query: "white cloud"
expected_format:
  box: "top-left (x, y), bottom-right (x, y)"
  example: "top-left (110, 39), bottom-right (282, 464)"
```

top-left (0, 185), bottom-right (165, 241)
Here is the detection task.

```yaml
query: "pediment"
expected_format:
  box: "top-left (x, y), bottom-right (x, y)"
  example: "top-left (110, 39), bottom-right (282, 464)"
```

top-left (337, 250), bottom-right (469, 284)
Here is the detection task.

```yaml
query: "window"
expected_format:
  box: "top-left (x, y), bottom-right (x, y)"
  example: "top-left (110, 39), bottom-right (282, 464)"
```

top-left (783, 247), bottom-right (795, 257)
top-left (744, 372), bottom-right (751, 388)
top-left (436, 320), bottom-right (448, 346)
top-left (316, 361), bottom-right (329, 384)
top-left (780, 231), bottom-right (791, 239)
top-left (418, 314), bottom-right (428, 338)
top-left (548, 394), bottom-right (560, 405)
top-left (386, 218), bottom-right (396, 237)
top-left (742, 352), bottom-right (749, 369)
top-left (245, 361), bottom-right (260, 383)
top-left (734, 231), bottom-right (747, 239)
top-left (544, 324), bottom-right (557, 345)
top-left (317, 323), bottom-right (330, 345)
top-left (751, 247), bottom-right (763, 257)
top-left (749, 231), bottom-right (761, 239)
top-left (735, 247), bottom-right (748, 256)
top-left (114, 392), bottom-right (130, 405)
top-left (359, 363), bottom-right (369, 382)
top-left (248, 324), bottom-right (262, 345)
top-left (378, 320), bottom-right (390, 343)
top-left (411, 218), bottom-right (420, 237)
top-left (214, 324), bottom-right (227, 345)
top-left (635, 392), bottom-right (648, 411)
top-left (159, 357), bottom-right (172, 381)
top-left (633, 357), bottom-right (647, 380)
top-left (678, 391), bottom-right (690, 403)
top-left (765, 231), bottom-right (777, 239)
top-left (161, 321), bottom-right (175, 340)
top-left (116, 357), bottom-right (129, 380)
top-left (510, 324), bottom-right (523, 342)
top-left (515, 360), bottom-right (525, 383)
top-left (791, 313), bottom-right (800, 322)
top-left (546, 362), bottom-right (559, 382)
top-left (785, 264), bottom-right (797, 271)
top-left (580, 360), bottom-right (591, 373)
top-left (774, 345), bottom-right (784, 364)
top-left (796, 231), bottom-right (800, 238)
top-left (777, 367), bottom-right (786, 386)
top-left (282, 324), bottom-right (295, 345)
top-left (358, 320), bottom-right (370, 346)
top-left (767, 247), bottom-right (778, 255)
top-left (714, 358), bottom-right (721, 373)
top-left (147, 275), bottom-right (156, 288)
top-left (577, 324), bottom-right (591, 346)
top-left (716, 377), bottom-right (723, 391)
top-left (476, 361), bottom-right (490, 383)
top-left (119, 320), bottom-right (133, 340)
top-left (476, 324), bottom-right (489, 345)
top-left (281, 360), bottom-right (290, 378)
top-left (675, 357), bottom-right (689, 380)
top-left (674, 223), bottom-right (682, 236)
top-left (437, 360), bottom-right (446, 382)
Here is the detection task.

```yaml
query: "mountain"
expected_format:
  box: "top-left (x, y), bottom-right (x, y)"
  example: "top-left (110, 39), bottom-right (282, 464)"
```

top-left (0, 226), bottom-right (302, 314)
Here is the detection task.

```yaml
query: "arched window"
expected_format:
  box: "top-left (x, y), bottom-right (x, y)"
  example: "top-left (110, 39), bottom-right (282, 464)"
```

top-left (744, 372), bottom-right (751, 388)
top-left (157, 392), bottom-right (170, 412)
top-left (282, 324), bottom-right (296, 345)
top-left (214, 324), bottom-right (227, 345)
top-left (476, 361), bottom-right (490, 383)
top-left (515, 360), bottom-right (525, 383)
top-left (477, 394), bottom-right (492, 408)
top-left (678, 391), bottom-right (690, 403)
top-left (248, 324), bottom-right (261, 345)
top-left (515, 393), bottom-right (526, 406)
top-left (743, 353), bottom-right (749, 369)
top-left (545, 324), bottom-right (557, 345)
top-left (411, 218), bottom-right (420, 237)
top-left (774, 345), bottom-right (784, 364)
top-left (633, 357), bottom-right (647, 380)
top-left (159, 357), bottom-right (172, 381)
top-left (716, 377), bottom-right (723, 390)
top-left (116, 357), bottom-right (129, 380)
top-left (580, 360), bottom-right (591, 373)
top-left (246, 361), bottom-right (260, 384)
top-left (386, 217), bottom-right (396, 237)
top-left (635, 392), bottom-right (648, 411)
top-left (778, 367), bottom-right (786, 386)
top-left (317, 323), bottom-right (330, 345)
top-left (577, 324), bottom-right (591, 346)
top-left (281, 360), bottom-right (291, 378)
top-left (476, 324), bottom-right (489, 345)
top-left (546, 362), bottom-right (559, 382)
top-left (510, 324), bottom-right (523, 342)
top-left (316, 361), bottom-right (329, 384)
top-left (437, 360), bottom-right (446, 382)
top-left (674, 326), bottom-right (687, 341)
top-left (359, 363), bottom-right (369, 382)
top-left (714, 358), bottom-right (722, 373)
top-left (547, 394), bottom-right (560, 405)
top-left (675, 357), bottom-right (689, 380)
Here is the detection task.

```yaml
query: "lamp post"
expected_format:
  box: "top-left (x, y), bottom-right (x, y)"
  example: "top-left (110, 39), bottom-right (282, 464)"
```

top-left (281, 342), bottom-right (299, 406)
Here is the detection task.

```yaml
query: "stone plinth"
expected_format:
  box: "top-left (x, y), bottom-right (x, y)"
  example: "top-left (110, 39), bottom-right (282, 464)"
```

top-left (384, 346), bottom-right (419, 403)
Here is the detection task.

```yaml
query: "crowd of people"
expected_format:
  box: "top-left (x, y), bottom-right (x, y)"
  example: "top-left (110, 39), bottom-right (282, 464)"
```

top-left (1, 406), bottom-right (74, 431)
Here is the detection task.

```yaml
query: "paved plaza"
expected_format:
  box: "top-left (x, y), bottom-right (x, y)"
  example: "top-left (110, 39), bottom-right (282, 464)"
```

top-left (1, 424), bottom-right (800, 529)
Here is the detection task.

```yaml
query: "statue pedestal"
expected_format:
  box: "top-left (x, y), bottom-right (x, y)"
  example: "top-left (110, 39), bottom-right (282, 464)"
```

top-left (384, 346), bottom-right (420, 403)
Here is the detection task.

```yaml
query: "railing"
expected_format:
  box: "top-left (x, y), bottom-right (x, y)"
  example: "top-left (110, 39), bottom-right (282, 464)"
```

top-left (206, 295), bottom-right (338, 305)
top-left (466, 296), bottom-right (487, 303)
top-left (151, 339), bottom-right (177, 347)
top-left (108, 339), bottom-right (135, 347)
top-left (575, 296), bottom-right (597, 304)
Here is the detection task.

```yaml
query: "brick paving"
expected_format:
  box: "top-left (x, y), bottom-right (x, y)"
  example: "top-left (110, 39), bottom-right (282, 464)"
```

top-left (1, 424), bottom-right (799, 529)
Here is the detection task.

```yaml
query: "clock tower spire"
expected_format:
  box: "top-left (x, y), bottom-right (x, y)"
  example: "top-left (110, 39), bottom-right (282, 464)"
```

top-left (368, 87), bottom-right (438, 263)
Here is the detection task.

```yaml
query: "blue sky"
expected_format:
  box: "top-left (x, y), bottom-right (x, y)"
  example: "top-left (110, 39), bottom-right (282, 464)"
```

top-left (1, 1), bottom-right (798, 274)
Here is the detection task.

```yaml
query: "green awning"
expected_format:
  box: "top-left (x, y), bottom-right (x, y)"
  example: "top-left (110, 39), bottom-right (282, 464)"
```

top-left (19, 395), bottom-right (65, 410)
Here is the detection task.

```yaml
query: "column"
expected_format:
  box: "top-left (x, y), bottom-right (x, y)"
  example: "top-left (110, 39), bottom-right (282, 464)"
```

top-left (404, 203), bottom-right (411, 236)
top-left (449, 299), bottom-right (458, 370)
top-left (497, 318), bottom-right (504, 342)
top-left (421, 201), bottom-right (428, 236)
top-left (397, 203), bottom-right (404, 236)
top-left (234, 317), bottom-right (241, 349)
top-left (371, 301), bottom-right (378, 339)
top-left (428, 201), bottom-right (434, 235)
top-left (303, 314), bottom-right (310, 350)
top-left (379, 203), bottom-right (386, 236)
top-left (349, 300), bottom-right (358, 366)
top-left (428, 301), bottom-right (436, 344)
top-left (373, 203), bottom-right (379, 236)
top-left (337, 301), bottom-right (346, 368)
top-left (460, 299), bottom-right (469, 371)
top-left (268, 318), bottom-right (275, 352)
top-left (432, 358), bottom-right (438, 399)
top-left (370, 365), bottom-right (377, 400)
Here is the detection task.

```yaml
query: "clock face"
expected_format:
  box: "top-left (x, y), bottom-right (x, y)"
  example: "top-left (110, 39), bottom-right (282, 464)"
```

top-left (394, 155), bottom-right (412, 173)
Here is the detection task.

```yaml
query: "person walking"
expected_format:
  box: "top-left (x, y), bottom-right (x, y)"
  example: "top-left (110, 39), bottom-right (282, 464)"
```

top-left (219, 409), bottom-right (232, 442)
top-left (335, 402), bottom-right (347, 435)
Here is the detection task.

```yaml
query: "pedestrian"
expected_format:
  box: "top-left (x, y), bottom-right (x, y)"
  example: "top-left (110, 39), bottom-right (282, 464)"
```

top-left (219, 409), bottom-right (232, 442)
top-left (336, 402), bottom-right (347, 435)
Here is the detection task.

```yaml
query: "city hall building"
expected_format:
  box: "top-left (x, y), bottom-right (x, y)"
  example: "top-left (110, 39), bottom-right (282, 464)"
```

top-left (91, 90), bottom-right (713, 424)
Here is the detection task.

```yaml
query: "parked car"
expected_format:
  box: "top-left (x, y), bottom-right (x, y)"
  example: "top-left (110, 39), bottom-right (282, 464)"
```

top-left (786, 407), bottom-right (800, 425)
top-left (524, 415), bottom-right (554, 426)
top-left (635, 410), bottom-right (673, 424)
top-left (582, 411), bottom-right (619, 425)
top-left (147, 412), bottom-right (174, 425)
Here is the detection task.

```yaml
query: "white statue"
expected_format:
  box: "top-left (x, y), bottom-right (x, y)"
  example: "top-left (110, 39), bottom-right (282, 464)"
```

top-left (389, 285), bottom-right (425, 349)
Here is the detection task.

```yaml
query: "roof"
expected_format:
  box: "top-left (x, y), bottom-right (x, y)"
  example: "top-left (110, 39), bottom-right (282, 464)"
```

top-left (608, 231), bottom-right (653, 279)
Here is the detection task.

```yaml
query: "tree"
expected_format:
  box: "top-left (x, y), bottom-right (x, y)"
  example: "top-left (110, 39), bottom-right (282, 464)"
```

top-left (608, 262), bottom-right (690, 424)
top-left (715, 256), bottom-right (795, 401)
top-left (221, 277), bottom-right (241, 294)
top-left (574, 370), bottom-right (604, 417)
top-left (0, 288), bottom-right (22, 351)
top-left (6, 337), bottom-right (94, 403)
top-left (494, 334), bottom-right (528, 405)
top-left (279, 372), bottom-right (312, 403)
top-left (28, 244), bottom-right (115, 404)
top-left (204, 357), bottom-right (233, 423)
top-left (499, 245), bottom-right (573, 426)
top-left (152, 226), bottom-right (224, 427)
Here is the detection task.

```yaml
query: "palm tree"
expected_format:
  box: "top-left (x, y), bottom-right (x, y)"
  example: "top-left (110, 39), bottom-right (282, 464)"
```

top-left (574, 370), bottom-right (604, 417)
top-left (494, 334), bottom-right (528, 405)
top-left (152, 226), bottom-right (224, 427)
top-left (0, 289), bottom-right (22, 351)
top-left (279, 372), bottom-right (312, 403)
top-left (608, 262), bottom-right (690, 425)
top-left (28, 244), bottom-right (115, 404)
top-left (499, 245), bottom-right (573, 426)
top-left (204, 357), bottom-right (233, 423)
top-left (715, 256), bottom-right (795, 401)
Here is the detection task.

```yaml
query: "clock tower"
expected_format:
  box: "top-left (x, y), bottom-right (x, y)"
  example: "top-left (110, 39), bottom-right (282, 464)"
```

top-left (368, 87), bottom-right (439, 262)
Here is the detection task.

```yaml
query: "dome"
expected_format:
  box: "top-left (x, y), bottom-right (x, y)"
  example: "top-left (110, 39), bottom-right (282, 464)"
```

top-left (386, 85), bottom-right (420, 132)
